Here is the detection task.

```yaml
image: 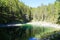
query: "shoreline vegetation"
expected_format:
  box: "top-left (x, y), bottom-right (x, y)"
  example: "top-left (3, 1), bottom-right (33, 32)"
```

top-left (0, 0), bottom-right (60, 24)
top-left (0, 0), bottom-right (60, 40)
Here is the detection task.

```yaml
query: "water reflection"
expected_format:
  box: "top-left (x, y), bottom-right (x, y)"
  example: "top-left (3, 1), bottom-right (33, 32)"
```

top-left (0, 24), bottom-right (59, 40)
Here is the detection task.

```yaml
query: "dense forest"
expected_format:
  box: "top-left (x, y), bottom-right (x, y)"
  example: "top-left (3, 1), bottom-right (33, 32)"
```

top-left (0, 0), bottom-right (60, 40)
top-left (31, 0), bottom-right (60, 24)
top-left (0, 0), bottom-right (32, 24)
top-left (0, 0), bottom-right (60, 24)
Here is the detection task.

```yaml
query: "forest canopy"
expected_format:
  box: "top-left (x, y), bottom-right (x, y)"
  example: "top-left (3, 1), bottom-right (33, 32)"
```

top-left (0, 0), bottom-right (32, 24)
top-left (0, 0), bottom-right (60, 24)
top-left (31, 0), bottom-right (60, 24)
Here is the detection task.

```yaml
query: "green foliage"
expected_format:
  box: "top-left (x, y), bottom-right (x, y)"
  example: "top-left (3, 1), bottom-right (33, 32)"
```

top-left (56, 0), bottom-right (60, 2)
top-left (0, 0), bottom-right (32, 23)
top-left (0, 0), bottom-right (59, 24)
top-left (31, 1), bottom-right (60, 24)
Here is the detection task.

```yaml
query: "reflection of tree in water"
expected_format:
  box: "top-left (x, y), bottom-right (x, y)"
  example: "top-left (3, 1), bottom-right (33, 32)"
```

top-left (0, 26), bottom-right (33, 40)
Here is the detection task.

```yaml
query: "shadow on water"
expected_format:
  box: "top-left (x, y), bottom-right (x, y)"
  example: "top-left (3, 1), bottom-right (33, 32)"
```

top-left (0, 24), bottom-right (60, 40)
top-left (0, 24), bottom-right (33, 40)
